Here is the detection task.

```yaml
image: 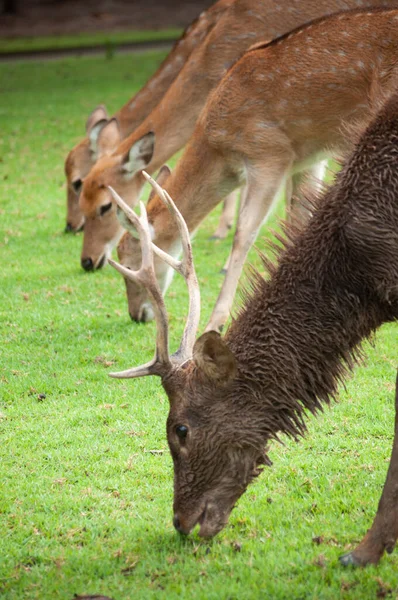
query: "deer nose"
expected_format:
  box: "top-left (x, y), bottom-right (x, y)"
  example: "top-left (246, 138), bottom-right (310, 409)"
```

top-left (65, 222), bottom-right (73, 233)
top-left (81, 257), bottom-right (94, 271)
top-left (173, 515), bottom-right (187, 535)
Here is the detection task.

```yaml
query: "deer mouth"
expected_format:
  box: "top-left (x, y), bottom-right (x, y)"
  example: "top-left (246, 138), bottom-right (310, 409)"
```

top-left (197, 502), bottom-right (230, 538)
top-left (95, 254), bottom-right (107, 269)
top-left (65, 219), bottom-right (85, 233)
top-left (174, 503), bottom-right (209, 536)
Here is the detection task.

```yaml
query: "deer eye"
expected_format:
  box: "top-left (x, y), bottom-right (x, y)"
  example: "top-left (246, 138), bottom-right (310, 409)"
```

top-left (72, 178), bottom-right (82, 194)
top-left (99, 202), bottom-right (112, 216)
top-left (175, 425), bottom-right (188, 440)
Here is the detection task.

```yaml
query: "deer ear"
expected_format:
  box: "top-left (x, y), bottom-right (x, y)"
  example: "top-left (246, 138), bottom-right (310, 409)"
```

top-left (86, 104), bottom-right (108, 135)
top-left (88, 118), bottom-right (108, 153)
top-left (122, 131), bottom-right (155, 176)
top-left (95, 118), bottom-right (121, 158)
top-left (148, 165), bottom-right (171, 204)
top-left (193, 331), bottom-right (237, 383)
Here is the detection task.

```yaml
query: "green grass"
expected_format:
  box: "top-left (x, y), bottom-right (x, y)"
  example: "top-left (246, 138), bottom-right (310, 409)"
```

top-left (0, 52), bottom-right (397, 600)
top-left (0, 29), bottom-right (182, 54)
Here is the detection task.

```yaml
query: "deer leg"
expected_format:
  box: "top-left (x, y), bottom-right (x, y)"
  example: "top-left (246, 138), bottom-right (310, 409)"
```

top-left (210, 190), bottom-right (238, 240)
top-left (219, 184), bottom-right (249, 275)
top-left (205, 161), bottom-right (291, 333)
top-left (340, 370), bottom-right (398, 567)
top-left (286, 160), bottom-right (328, 222)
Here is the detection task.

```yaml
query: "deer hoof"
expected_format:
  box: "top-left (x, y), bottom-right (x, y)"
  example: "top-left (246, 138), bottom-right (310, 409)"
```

top-left (219, 268), bottom-right (228, 276)
top-left (339, 552), bottom-right (363, 567)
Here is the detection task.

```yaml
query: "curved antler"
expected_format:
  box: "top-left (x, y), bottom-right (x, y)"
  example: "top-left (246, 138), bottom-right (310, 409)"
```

top-left (107, 174), bottom-right (200, 379)
top-left (107, 187), bottom-right (171, 379)
top-left (142, 171), bottom-right (200, 363)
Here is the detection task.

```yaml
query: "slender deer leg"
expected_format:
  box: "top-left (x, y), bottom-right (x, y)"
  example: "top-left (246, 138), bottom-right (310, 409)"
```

top-left (210, 190), bottom-right (238, 240)
top-left (286, 160), bottom-right (328, 222)
top-left (219, 184), bottom-right (248, 275)
top-left (220, 162), bottom-right (327, 278)
top-left (340, 370), bottom-right (398, 566)
top-left (205, 160), bottom-right (292, 332)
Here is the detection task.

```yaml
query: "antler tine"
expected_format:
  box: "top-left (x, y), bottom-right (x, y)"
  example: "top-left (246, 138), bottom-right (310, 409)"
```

top-left (142, 171), bottom-right (200, 362)
top-left (108, 186), bottom-right (152, 272)
top-left (107, 187), bottom-right (172, 379)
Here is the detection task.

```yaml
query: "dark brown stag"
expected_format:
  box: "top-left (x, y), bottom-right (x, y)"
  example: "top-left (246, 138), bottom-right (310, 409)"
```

top-left (108, 93), bottom-right (398, 566)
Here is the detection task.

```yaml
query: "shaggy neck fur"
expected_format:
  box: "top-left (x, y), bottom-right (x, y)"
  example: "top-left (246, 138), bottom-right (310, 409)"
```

top-left (225, 95), bottom-right (398, 443)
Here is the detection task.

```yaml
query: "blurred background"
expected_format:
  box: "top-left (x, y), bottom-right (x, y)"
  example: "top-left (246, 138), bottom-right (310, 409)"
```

top-left (1, 0), bottom-right (214, 40)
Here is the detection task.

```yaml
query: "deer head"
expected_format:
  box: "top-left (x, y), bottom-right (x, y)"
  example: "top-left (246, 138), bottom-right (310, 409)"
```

top-left (64, 105), bottom-right (109, 233)
top-left (108, 175), bottom-right (270, 537)
top-left (78, 131), bottom-right (155, 271)
top-left (116, 165), bottom-right (172, 322)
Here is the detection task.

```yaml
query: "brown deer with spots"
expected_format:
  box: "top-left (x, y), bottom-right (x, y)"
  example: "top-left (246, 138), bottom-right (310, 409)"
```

top-left (77, 0), bottom-right (394, 275)
top-left (117, 6), bottom-right (398, 331)
top-left (108, 88), bottom-right (398, 566)
top-left (64, 0), bottom-right (233, 234)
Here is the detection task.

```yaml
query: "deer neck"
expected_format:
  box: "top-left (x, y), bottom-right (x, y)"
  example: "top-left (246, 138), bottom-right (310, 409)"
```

top-left (149, 126), bottom-right (242, 244)
top-left (112, 1), bottom-right (227, 138)
top-left (225, 190), bottom-right (388, 442)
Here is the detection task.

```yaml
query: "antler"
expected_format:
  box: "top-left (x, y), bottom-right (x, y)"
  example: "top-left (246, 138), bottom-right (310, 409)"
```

top-left (107, 173), bottom-right (200, 379)
top-left (107, 189), bottom-right (171, 379)
top-left (142, 171), bottom-right (200, 363)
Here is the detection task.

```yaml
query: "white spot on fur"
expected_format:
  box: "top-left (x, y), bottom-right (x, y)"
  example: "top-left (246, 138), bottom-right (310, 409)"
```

top-left (257, 121), bottom-right (278, 129)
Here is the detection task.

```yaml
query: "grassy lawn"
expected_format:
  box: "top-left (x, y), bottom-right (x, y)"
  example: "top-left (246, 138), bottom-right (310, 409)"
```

top-left (0, 29), bottom-right (182, 54)
top-left (0, 52), bottom-right (397, 600)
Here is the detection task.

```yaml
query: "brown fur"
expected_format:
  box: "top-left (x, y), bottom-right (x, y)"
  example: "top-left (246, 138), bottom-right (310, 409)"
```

top-left (155, 91), bottom-right (398, 564)
top-left (80, 0), bottom-right (397, 269)
top-left (64, 0), bottom-right (231, 231)
top-left (119, 5), bottom-right (398, 330)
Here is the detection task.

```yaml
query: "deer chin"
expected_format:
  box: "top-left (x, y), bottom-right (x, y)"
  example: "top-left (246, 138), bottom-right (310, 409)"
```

top-left (197, 501), bottom-right (232, 538)
top-left (96, 231), bottom-right (125, 270)
top-left (93, 254), bottom-right (106, 269)
top-left (65, 218), bottom-right (85, 233)
top-left (136, 301), bottom-right (154, 323)
top-left (175, 497), bottom-right (236, 539)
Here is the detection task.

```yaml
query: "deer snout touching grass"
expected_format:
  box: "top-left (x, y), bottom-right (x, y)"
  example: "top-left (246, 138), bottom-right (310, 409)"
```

top-left (107, 85), bottom-right (398, 565)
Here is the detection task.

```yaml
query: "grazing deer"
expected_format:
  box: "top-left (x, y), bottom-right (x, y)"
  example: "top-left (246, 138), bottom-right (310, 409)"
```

top-left (116, 6), bottom-right (398, 331)
top-left (107, 87), bottom-right (398, 566)
top-left (77, 0), bottom-right (394, 274)
top-left (64, 0), bottom-right (233, 233)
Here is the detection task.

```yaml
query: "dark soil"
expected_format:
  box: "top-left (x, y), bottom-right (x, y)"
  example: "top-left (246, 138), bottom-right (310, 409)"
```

top-left (0, 0), bottom-right (214, 39)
